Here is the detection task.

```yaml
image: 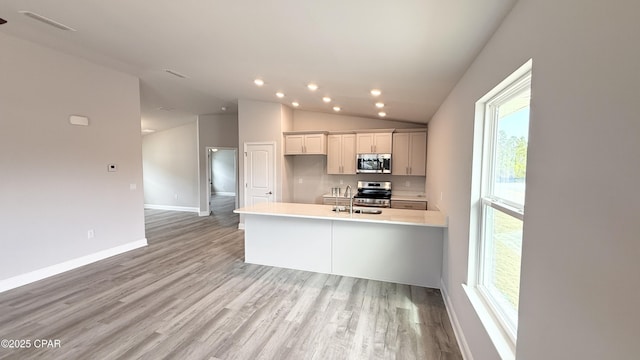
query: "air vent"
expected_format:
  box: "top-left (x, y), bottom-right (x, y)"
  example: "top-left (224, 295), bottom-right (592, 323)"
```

top-left (164, 69), bottom-right (188, 79)
top-left (19, 11), bottom-right (76, 31)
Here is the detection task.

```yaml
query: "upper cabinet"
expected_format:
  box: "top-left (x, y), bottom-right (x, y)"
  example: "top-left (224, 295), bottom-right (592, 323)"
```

top-left (356, 131), bottom-right (393, 154)
top-left (327, 134), bottom-right (356, 174)
top-left (284, 132), bottom-right (327, 155)
top-left (392, 130), bottom-right (427, 176)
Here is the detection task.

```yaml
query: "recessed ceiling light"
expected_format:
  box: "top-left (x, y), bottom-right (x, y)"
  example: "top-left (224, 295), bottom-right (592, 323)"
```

top-left (221, 106), bottom-right (227, 111)
top-left (141, 129), bottom-right (156, 133)
top-left (378, 111), bottom-right (387, 117)
top-left (276, 92), bottom-right (285, 98)
top-left (375, 102), bottom-right (385, 108)
top-left (19, 11), bottom-right (76, 31)
top-left (254, 78), bottom-right (264, 86)
top-left (307, 83), bottom-right (318, 91)
top-left (370, 89), bottom-right (382, 97)
top-left (322, 97), bottom-right (331, 103)
top-left (292, 101), bottom-right (300, 107)
top-left (333, 106), bottom-right (341, 112)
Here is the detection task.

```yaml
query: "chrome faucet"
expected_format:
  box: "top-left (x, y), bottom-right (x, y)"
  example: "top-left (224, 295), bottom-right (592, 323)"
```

top-left (344, 185), bottom-right (353, 214)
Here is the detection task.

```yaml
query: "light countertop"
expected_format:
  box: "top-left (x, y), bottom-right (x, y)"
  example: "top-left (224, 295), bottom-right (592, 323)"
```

top-left (234, 202), bottom-right (446, 227)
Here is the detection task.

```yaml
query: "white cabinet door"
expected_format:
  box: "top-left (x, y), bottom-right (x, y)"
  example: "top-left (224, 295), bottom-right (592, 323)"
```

top-left (327, 135), bottom-right (342, 174)
top-left (392, 132), bottom-right (410, 175)
top-left (284, 134), bottom-right (326, 155)
top-left (356, 133), bottom-right (374, 153)
top-left (327, 134), bottom-right (356, 174)
top-left (357, 132), bottom-right (393, 153)
top-left (373, 133), bottom-right (393, 153)
top-left (341, 134), bottom-right (356, 174)
top-left (284, 135), bottom-right (304, 155)
top-left (303, 134), bottom-right (326, 154)
top-left (409, 132), bottom-right (426, 176)
top-left (392, 132), bottom-right (426, 176)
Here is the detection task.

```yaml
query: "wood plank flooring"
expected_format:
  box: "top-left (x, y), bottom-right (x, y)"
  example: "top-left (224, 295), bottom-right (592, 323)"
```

top-left (0, 198), bottom-right (462, 360)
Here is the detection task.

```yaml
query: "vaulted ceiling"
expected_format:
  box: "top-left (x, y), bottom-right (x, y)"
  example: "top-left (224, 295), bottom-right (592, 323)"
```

top-left (0, 0), bottom-right (517, 131)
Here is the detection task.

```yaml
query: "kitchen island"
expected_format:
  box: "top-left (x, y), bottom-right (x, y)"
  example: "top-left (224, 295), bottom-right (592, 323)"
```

top-left (234, 202), bottom-right (447, 288)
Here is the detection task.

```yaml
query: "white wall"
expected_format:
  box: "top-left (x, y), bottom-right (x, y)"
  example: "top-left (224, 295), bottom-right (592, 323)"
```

top-left (197, 114), bottom-right (239, 212)
top-left (293, 110), bottom-right (424, 131)
top-left (238, 100), bottom-right (293, 208)
top-left (142, 122), bottom-right (199, 210)
top-left (0, 33), bottom-right (145, 283)
top-left (426, 0), bottom-right (640, 359)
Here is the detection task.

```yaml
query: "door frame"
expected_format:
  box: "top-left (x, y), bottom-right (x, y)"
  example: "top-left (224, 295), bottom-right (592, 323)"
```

top-left (205, 146), bottom-right (238, 215)
top-left (243, 141), bottom-right (277, 207)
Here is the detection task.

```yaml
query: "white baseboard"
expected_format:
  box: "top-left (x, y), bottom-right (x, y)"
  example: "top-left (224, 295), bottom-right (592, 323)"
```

top-left (0, 239), bottom-right (147, 294)
top-left (441, 279), bottom-right (473, 360)
top-left (213, 192), bottom-right (236, 196)
top-left (238, 222), bottom-right (245, 230)
top-left (144, 204), bottom-right (199, 213)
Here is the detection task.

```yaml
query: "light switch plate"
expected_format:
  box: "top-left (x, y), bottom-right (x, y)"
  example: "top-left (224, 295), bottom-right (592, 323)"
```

top-left (69, 115), bottom-right (89, 126)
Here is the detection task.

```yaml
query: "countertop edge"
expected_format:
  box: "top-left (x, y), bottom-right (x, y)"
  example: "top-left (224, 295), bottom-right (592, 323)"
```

top-left (234, 203), bottom-right (447, 228)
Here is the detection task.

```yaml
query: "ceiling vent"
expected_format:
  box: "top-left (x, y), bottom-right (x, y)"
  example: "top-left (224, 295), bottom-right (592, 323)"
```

top-left (19, 11), bottom-right (76, 31)
top-left (164, 69), bottom-right (188, 79)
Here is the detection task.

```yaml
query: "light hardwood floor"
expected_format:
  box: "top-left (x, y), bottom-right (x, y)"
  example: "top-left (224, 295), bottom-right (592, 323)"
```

top-left (0, 199), bottom-right (462, 360)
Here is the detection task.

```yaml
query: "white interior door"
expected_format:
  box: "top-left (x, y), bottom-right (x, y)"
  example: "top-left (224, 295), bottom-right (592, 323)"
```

top-left (244, 142), bottom-right (275, 206)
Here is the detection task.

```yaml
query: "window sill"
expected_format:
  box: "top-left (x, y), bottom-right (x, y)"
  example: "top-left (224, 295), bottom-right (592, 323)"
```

top-left (462, 284), bottom-right (516, 360)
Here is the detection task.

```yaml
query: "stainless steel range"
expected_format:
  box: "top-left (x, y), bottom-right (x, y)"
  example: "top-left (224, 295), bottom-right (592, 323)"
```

top-left (353, 181), bottom-right (392, 208)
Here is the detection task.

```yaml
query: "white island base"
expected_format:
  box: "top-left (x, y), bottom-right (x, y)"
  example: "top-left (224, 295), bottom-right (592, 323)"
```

top-left (237, 203), bottom-right (445, 288)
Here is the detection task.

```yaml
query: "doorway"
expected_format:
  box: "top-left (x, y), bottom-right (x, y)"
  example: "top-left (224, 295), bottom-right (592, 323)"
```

top-left (206, 147), bottom-right (238, 215)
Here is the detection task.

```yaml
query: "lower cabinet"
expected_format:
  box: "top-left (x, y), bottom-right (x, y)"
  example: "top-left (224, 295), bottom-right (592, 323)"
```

top-left (391, 200), bottom-right (427, 210)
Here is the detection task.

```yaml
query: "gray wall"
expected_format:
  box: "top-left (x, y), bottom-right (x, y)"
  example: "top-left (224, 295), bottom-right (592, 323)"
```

top-left (211, 150), bottom-right (236, 195)
top-left (197, 114), bottom-right (239, 212)
top-left (426, 0), bottom-right (640, 359)
top-left (142, 122), bottom-right (199, 209)
top-left (0, 33), bottom-right (145, 281)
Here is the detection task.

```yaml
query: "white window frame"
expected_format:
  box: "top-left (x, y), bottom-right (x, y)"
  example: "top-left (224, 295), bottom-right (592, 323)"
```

top-left (464, 59), bottom-right (532, 360)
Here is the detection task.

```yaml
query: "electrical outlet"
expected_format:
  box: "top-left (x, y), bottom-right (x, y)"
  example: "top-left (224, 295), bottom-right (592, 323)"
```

top-left (298, 178), bottom-right (303, 184)
top-left (339, 179), bottom-right (344, 185)
top-left (174, 194), bottom-right (178, 200)
top-left (87, 229), bottom-right (95, 239)
top-left (130, 183), bottom-right (137, 190)
top-left (405, 181), bottom-right (410, 187)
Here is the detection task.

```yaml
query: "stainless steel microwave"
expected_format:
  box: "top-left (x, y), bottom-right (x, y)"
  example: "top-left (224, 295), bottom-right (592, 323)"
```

top-left (356, 154), bottom-right (392, 174)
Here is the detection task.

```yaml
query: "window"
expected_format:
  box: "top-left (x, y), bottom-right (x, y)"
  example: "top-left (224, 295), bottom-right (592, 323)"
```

top-left (466, 60), bottom-right (531, 358)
